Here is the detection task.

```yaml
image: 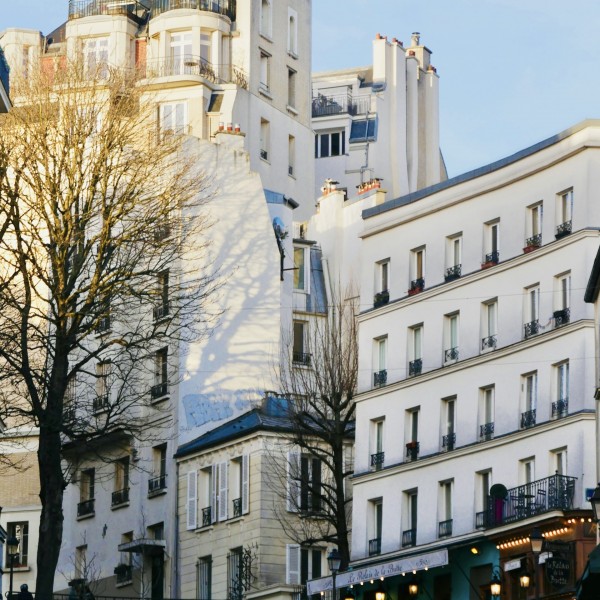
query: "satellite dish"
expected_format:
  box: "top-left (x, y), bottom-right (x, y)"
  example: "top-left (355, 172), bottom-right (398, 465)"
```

top-left (490, 483), bottom-right (508, 499)
top-left (272, 217), bottom-right (286, 240)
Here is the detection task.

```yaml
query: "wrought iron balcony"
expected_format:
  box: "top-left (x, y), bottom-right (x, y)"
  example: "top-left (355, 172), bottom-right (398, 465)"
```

top-left (292, 352), bottom-right (311, 366)
top-left (524, 233), bottom-right (542, 249)
top-left (115, 564), bottom-right (133, 584)
top-left (112, 487), bottom-right (130, 506)
top-left (481, 334), bottom-right (497, 351)
top-left (96, 315), bottom-right (111, 334)
top-left (524, 319), bottom-right (540, 339)
top-left (552, 398), bottom-right (569, 419)
top-left (69, 0), bottom-right (150, 21)
top-left (553, 308), bottom-right (570, 327)
top-left (311, 92), bottom-right (371, 118)
top-left (202, 506), bottom-right (212, 527)
top-left (373, 369), bottom-right (387, 387)
top-left (444, 264), bottom-right (461, 282)
top-left (77, 498), bottom-right (95, 517)
top-left (408, 278), bottom-right (425, 295)
top-left (520, 409), bottom-right (536, 429)
top-left (484, 251), bottom-right (500, 265)
top-left (555, 220), bottom-right (572, 239)
top-left (368, 537), bottom-right (381, 556)
top-left (373, 289), bottom-right (389, 308)
top-left (371, 452), bottom-right (385, 470)
top-left (153, 303), bottom-right (170, 321)
top-left (148, 474), bottom-right (167, 494)
top-left (233, 497), bottom-right (242, 518)
top-left (442, 432), bottom-right (456, 451)
top-left (150, 381), bottom-right (168, 399)
top-left (475, 474), bottom-right (577, 529)
top-left (438, 519), bottom-right (452, 538)
top-left (479, 422), bottom-right (494, 441)
top-left (93, 394), bottom-right (110, 413)
top-left (402, 528), bottom-right (416, 547)
top-left (406, 441), bottom-right (419, 461)
top-left (444, 347), bottom-right (459, 363)
top-left (151, 0), bottom-right (236, 20)
top-left (408, 358), bottom-right (422, 376)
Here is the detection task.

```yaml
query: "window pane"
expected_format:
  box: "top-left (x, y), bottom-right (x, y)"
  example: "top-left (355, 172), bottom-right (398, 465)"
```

top-left (320, 134), bottom-right (330, 158)
top-left (331, 132), bottom-right (340, 156)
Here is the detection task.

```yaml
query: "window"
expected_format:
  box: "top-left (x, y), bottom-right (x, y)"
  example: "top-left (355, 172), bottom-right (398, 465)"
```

top-left (378, 260), bottom-right (389, 293)
top-left (260, 0), bottom-right (272, 37)
top-left (118, 532), bottom-right (133, 583)
top-left (438, 481), bottom-right (453, 537)
top-left (149, 444), bottom-right (167, 493)
top-left (6, 522), bottom-right (28, 567)
top-left (349, 116), bottom-right (377, 143)
top-left (368, 499), bottom-right (383, 555)
top-left (370, 418), bottom-right (384, 470)
top-left (410, 247), bottom-right (425, 292)
top-left (524, 284), bottom-right (540, 338)
top-left (476, 470), bottom-right (492, 521)
top-left (227, 546), bottom-right (244, 600)
top-left (84, 37), bottom-right (108, 78)
top-left (229, 455), bottom-right (250, 517)
top-left (293, 246), bottom-right (306, 290)
top-left (374, 260), bottom-right (390, 307)
top-left (152, 347), bottom-right (169, 399)
top-left (259, 51), bottom-right (270, 94)
top-left (78, 469), bottom-right (95, 517)
top-left (521, 372), bottom-right (537, 429)
top-left (520, 457), bottom-right (535, 485)
top-left (113, 457), bottom-right (130, 506)
top-left (526, 203), bottom-right (543, 248)
top-left (148, 521), bottom-right (164, 540)
top-left (287, 69), bottom-right (296, 108)
top-left (200, 30), bottom-right (212, 64)
top-left (159, 102), bottom-right (188, 137)
top-left (198, 556), bottom-right (212, 600)
top-left (408, 325), bottom-right (423, 376)
top-left (95, 361), bottom-right (111, 412)
top-left (286, 545), bottom-right (323, 584)
top-left (402, 491), bottom-right (417, 547)
top-left (287, 9), bottom-right (298, 55)
top-left (406, 408), bottom-right (420, 461)
top-left (292, 321), bottom-right (310, 366)
top-left (556, 189), bottom-right (573, 237)
top-left (170, 32), bottom-right (192, 75)
top-left (481, 299), bottom-right (498, 351)
top-left (199, 466), bottom-right (215, 526)
top-left (260, 118), bottom-right (270, 160)
top-left (75, 545), bottom-right (87, 579)
top-left (444, 313), bottom-right (459, 363)
top-left (484, 220), bottom-right (500, 265)
top-left (373, 336), bottom-right (387, 387)
top-left (445, 234), bottom-right (462, 281)
top-left (442, 396), bottom-right (456, 450)
top-left (479, 386), bottom-right (494, 441)
top-left (553, 361), bottom-right (569, 418)
top-left (554, 272), bottom-right (571, 326)
top-left (154, 270), bottom-right (169, 320)
top-left (314, 131), bottom-right (346, 158)
top-left (288, 135), bottom-right (295, 176)
top-left (551, 448), bottom-right (567, 475)
top-left (287, 452), bottom-right (322, 514)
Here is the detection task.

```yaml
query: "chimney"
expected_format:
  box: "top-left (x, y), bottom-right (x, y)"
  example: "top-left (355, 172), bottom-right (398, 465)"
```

top-left (411, 32), bottom-right (421, 47)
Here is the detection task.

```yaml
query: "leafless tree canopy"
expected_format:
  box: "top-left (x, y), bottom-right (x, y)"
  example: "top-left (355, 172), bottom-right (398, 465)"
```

top-left (0, 61), bottom-right (219, 594)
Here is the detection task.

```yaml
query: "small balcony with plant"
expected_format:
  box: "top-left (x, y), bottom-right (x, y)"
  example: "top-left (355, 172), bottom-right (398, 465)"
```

top-left (552, 398), bottom-right (569, 419)
top-left (523, 233), bottom-right (542, 253)
top-left (553, 308), bottom-right (570, 327)
top-left (523, 319), bottom-right (540, 339)
top-left (373, 289), bottom-right (389, 308)
top-left (408, 278), bottom-right (425, 296)
top-left (373, 369), bottom-right (387, 388)
top-left (479, 422), bottom-right (494, 441)
top-left (442, 432), bottom-right (456, 452)
top-left (405, 441), bottom-right (419, 462)
top-left (481, 334), bottom-right (497, 351)
top-left (370, 452), bottom-right (385, 471)
top-left (555, 220), bottom-right (572, 239)
top-left (444, 264), bottom-right (461, 282)
top-left (444, 347), bottom-right (459, 364)
top-left (408, 358), bottom-right (422, 376)
top-left (481, 251), bottom-right (500, 269)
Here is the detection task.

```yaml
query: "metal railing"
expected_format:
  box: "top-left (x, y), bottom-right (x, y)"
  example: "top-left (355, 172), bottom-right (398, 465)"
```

top-left (525, 233), bottom-right (542, 248)
top-left (524, 319), bottom-right (540, 338)
top-left (520, 409), bottom-right (536, 429)
top-left (406, 442), bottom-right (419, 461)
top-left (292, 352), bottom-right (311, 366)
top-left (409, 278), bottom-right (425, 293)
top-left (111, 488), bottom-right (129, 506)
top-left (96, 315), bottom-right (111, 333)
top-left (373, 290), bottom-right (389, 308)
top-left (442, 432), bottom-right (456, 451)
top-left (552, 398), bottom-right (569, 419)
top-left (554, 308), bottom-right (570, 327)
top-left (555, 220), bottom-right (572, 239)
top-left (233, 497), bottom-right (242, 518)
top-left (481, 334), bottom-right (497, 350)
top-left (438, 519), bottom-right (452, 538)
top-left (202, 506), bottom-right (212, 526)
top-left (151, 0), bottom-right (236, 20)
top-left (115, 564), bottom-right (133, 584)
top-left (146, 55), bottom-right (217, 80)
top-left (311, 93), bottom-right (371, 118)
top-left (408, 358), bottom-right (422, 376)
top-left (445, 264), bottom-right (461, 282)
top-left (479, 422), bottom-right (494, 441)
top-left (371, 452), bottom-right (384, 469)
top-left (69, 0), bottom-right (150, 21)
top-left (150, 381), bottom-right (168, 399)
top-left (476, 474), bottom-right (577, 528)
top-left (77, 498), bottom-right (95, 517)
top-left (93, 394), bottom-right (110, 413)
top-left (153, 303), bottom-right (170, 321)
top-left (484, 250), bottom-right (500, 265)
top-left (444, 347), bottom-right (459, 362)
top-left (402, 528), bottom-right (416, 547)
top-left (368, 537), bottom-right (381, 556)
top-left (148, 474), bottom-right (167, 493)
top-left (373, 369), bottom-right (387, 387)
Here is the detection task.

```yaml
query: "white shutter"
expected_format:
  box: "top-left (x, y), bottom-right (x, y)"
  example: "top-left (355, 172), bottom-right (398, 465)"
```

top-left (211, 464), bottom-right (218, 523)
top-left (287, 451), bottom-right (300, 512)
top-left (286, 544), bottom-right (301, 585)
top-left (186, 470), bottom-right (197, 530)
top-left (218, 461), bottom-right (228, 521)
top-left (241, 454), bottom-right (250, 514)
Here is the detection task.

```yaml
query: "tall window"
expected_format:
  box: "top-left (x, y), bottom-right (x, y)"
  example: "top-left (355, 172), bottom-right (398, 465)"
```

top-left (368, 499), bottom-right (383, 555)
top-left (113, 457), bottom-right (130, 506)
top-left (288, 135), bottom-right (295, 176)
top-left (552, 448), bottom-right (567, 475)
top-left (445, 234), bottom-right (462, 280)
top-left (402, 491), bottom-right (418, 547)
top-left (371, 418), bottom-right (385, 469)
top-left (287, 9), bottom-right (298, 55)
top-left (378, 260), bottom-right (389, 293)
top-left (6, 522), bottom-right (28, 567)
top-left (293, 246), bottom-right (306, 290)
top-left (228, 547), bottom-right (244, 600)
top-left (554, 272), bottom-right (571, 326)
top-left (484, 220), bottom-right (500, 264)
top-left (287, 453), bottom-right (321, 514)
top-left (444, 313), bottom-right (459, 362)
top-left (198, 556), bottom-right (212, 600)
top-left (200, 30), bottom-right (212, 64)
top-left (84, 37), bottom-right (108, 78)
top-left (292, 321), bottom-right (309, 366)
top-left (160, 102), bottom-right (188, 136)
top-left (259, 51), bottom-right (270, 93)
top-left (479, 387), bottom-right (494, 441)
top-left (438, 481), bottom-right (453, 537)
top-left (553, 361), bottom-right (569, 419)
top-left (373, 336), bottom-right (387, 387)
top-left (154, 270), bottom-right (169, 320)
top-left (78, 469), bottom-right (95, 517)
top-left (482, 299), bottom-right (498, 351)
top-left (520, 458), bottom-right (535, 485)
top-left (315, 131), bottom-right (345, 158)
top-left (524, 285), bottom-right (540, 338)
top-left (287, 68), bottom-right (296, 108)
top-left (521, 372), bottom-right (537, 428)
top-left (556, 189), bottom-right (573, 236)
top-left (260, 118), bottom-right (270, 160)
top-left (442, 396), bottom-right (456, 450)
top-left (411, 247), bottom-right (425, 287)
top-left (152, 347), bottom-right (169, 399)
top-left (408, 325), bottom-right (423, 376)
top-left (75, 545), bottom-right (88, 579)
top-left (95, 361), bottom-right (111, 412)
top-left (260, 0), bottom-right (272, 37)
top-left (170, 32), bottom-right (192, 75)
top-left (150, 444), bottom-right (168, 493)
top-left (526, 203), bottom-right (543, 246)
top-left (407, 408), bottom-right (419, 444)
top-left (477, 470), bottom-right (492, 514)
top-left (286, 546), bottom-right (322, 584)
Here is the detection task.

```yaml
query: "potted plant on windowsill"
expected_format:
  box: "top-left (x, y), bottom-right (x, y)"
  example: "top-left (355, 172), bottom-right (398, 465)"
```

top-left (406, 440), bottom-right (418, 449)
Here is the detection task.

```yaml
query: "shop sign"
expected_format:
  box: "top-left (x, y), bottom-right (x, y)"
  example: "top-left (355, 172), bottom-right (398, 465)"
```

top-left (546, 557), bottom-right (570, 586)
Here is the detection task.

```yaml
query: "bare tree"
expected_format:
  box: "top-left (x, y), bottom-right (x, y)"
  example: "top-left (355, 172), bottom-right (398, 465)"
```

top-left (0, 61), bottom-right (218, 595)
top-left (272, 289), bottom-right (357, 570)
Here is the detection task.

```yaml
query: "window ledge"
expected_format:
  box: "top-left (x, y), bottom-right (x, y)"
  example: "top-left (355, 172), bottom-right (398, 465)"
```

top-left (150, 395), bottom-right (170, 405)
top-left (115, 580), bottom-right (132, 589)
top-left (286, 105), bottom-right (298, 116)
top-left (195, 524), bottom-right (214, 534)
top-left (259, 33), bottom-right (273, 43)
top-left (77, 512), bottom-right (95, 521)
top-left (148, 488), bottom-right (168, 499)
top-left (111, 501), bottom-right (130, 511)
top-left (259, 86), bottom-right (273, 100)
top-left (287, 51), bottom-right (298, 60)
top-left (10, 566), bottom-right (30, 573)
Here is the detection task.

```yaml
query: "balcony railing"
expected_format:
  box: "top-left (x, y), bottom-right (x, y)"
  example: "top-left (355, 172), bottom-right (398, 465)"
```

top-left (481, 334), bottom-right (497, 351)
top-left (96, 315), bottom-right (111, 333)
top-left (368, 537), bottom-right (381, 556)
top-left (438, 519), bottom-right (452, 538)
top-left (93, 394), bottom-right (110, 413)
top-left (292, 352), bottom-right (311, 366)
top-left (524, 320), bottom-right (540, 339)
top-left (69, 0), bottom-right (150, 21)
top-left (374, 290), bottom-right (389, 308)
top-left (442, 432), bottom-right (456, 451)
top-left (371, 452), bottom-right (385, 470)
top-left (151, 0), bottom-right (236, 20)
top-left (202, 506), bottom-right (212, 527)
top-left (311, 93), bottom-right (371, 118)
top-left (444, 264), bottom-right (461, 282)
top-left (520, 409), bottom-right (536, 429)
top-left (148, 474), bottom-right (167, 493)
top-left (233, 497), bottom-right (242, 518)
top-left (552, 398), bottom-right (569, 419)
top-left (476, 474), bottom-right (577, 529)
top-left (406, 442), bottom-right (419, 461)
top-left (524, 233), bottom-right (542, 250)
top-left (554, 308), bottom-right (570, 327)
top-left (483, 251), bottom-right (500, 267)
top-left (373, 369), bottom-right (387, 387)
top-left (77, 498), bottom-right (95, 517)
top-left (151, 381), bottom-right (168, 399)
top-left (408, 278), bottom-right (425, 295)
top-left (555, 220), bottom-right (572, 239)
top-left (402, 528), bottom-right (416, 547)
top-left (112, 488), bottom-right (130, 506)
top-left (153, 303), bottom-right (170, 321)
top-left (408, 359), bottom-right (422, 376)
top-left (115, 564), bottom-right (133, 584)
top-left (444, 347), bottom-right (459, 363)
top-left (480, 422), bottom-right (494, 441)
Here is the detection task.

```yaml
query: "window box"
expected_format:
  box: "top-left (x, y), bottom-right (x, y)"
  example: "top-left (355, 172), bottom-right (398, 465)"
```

top-left (405, 441), bottom-right (419, 461)
top-left (553, 308), bottom-right (570, 327)
top-left (555, 220), bottom-right (572, 239)
top-left (150, 382), bottom-right (169, 400)
top-left (523, 234), bottom-right (542, 253)
top-left (373, 290), bottom-right (389, 308)
top-left (481, 251), bottom-right (500, 269)
top-left (408, 278), bottom-right (424, 295)
top-left (373, 369), bottom-right (387, 387)
top-left (444, 264), bottom-right (461, 282)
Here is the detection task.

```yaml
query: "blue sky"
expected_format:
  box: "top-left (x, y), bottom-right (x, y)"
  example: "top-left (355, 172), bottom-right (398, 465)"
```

top-left (3, 0), bottom-right (600, 176)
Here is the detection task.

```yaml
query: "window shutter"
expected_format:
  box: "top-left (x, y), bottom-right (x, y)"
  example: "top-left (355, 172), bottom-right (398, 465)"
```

top-left (218, 461), bottom-right (228, 521)
top-left (241, 454), bottom-right (250, 514)
top-left (311, 458), bottom-right (322, 513)
top-left (287, 451), bottom-right (300, 512)
top-left (286, 544), bottom-right (300, 585)
top-left (211, 464), bottom-right (218, 523)
top-left (186, 470), bottom-right (197, 530)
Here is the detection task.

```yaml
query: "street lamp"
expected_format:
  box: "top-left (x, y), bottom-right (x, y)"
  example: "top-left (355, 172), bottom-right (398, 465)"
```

top-left (6, 534), bottom-right (20, 600)
top-left (519, 571), bottom-right (531, 589)
top-left (530, 528), bottom-right (544, 600)
top-left (327, 549), bottom-right (342, 600)
top-left (489, 568), bottom-right (502, 599)
top-left (375, 582), bottom-right (386, 600)
top-left (408, 576), bottom-right (419, 596)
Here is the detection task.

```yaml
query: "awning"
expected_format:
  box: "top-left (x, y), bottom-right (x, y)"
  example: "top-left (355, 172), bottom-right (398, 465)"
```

top-left (118, 538), bottom-right (166, 556)
top-left (307, 549), bottom-right (448, 595)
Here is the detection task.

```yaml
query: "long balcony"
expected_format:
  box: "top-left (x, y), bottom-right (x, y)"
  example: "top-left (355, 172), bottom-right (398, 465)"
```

top-left (311, 93), bottom-right (371, 118)
top-left (69, 0), bottom-right (150, 21)
top-left (151, 0), bottom-right (236, 20)
top-left (475, 474), bottom-right (577, 529)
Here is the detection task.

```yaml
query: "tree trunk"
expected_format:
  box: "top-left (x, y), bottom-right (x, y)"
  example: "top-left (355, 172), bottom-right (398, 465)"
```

top-left (35, 423), bottom-right (65, 599)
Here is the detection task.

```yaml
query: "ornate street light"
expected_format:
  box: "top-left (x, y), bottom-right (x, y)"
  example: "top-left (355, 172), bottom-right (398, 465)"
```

top-left (7, 534), bottom-right (20, 600)
top-left (530, 528), bottom-right (544, 600)
top-left (489, 568), bottom-right (502, 599)
top-left (408, 576), bottom-right (419, 596)
top-left (375, 582), bottom-right (386, 600)
top-left (519, 571), bottom-right (531, 588)
top-left (589, 482), bottom-right (600, 522)
top-left (327, 549), bottom-right (342, 600)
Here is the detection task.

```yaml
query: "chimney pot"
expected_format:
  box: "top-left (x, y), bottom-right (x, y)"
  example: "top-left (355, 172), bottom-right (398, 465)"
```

top-left (411, 32), bottom-right (421, 46)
